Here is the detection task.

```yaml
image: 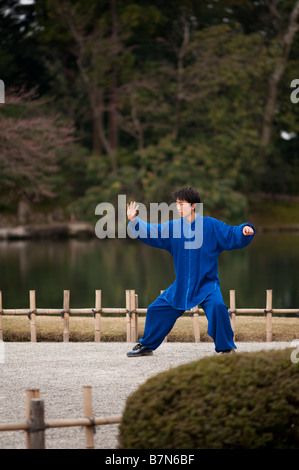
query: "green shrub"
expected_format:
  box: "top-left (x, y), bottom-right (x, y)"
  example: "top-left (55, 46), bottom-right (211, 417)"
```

top-left (118, 349), bottom-right (299, 449)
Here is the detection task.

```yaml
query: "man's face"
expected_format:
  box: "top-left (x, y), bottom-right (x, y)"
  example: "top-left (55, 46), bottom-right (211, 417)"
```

top-left (176, 199), bottom-right (193, 218)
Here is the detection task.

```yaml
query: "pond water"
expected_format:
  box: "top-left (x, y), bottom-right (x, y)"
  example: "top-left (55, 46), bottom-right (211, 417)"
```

top-left (0, 231), bottom-right (298, 313)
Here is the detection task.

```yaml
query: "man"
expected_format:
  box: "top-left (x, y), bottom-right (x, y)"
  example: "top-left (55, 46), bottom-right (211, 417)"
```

top-left (126, 187), bottom-right (255, 357)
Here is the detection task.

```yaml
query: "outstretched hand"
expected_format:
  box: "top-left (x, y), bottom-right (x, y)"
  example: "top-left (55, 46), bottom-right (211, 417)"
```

top-left (127, 201), bottom-right (139, 221)
top-left (243, 225), bottom-right (254, 236)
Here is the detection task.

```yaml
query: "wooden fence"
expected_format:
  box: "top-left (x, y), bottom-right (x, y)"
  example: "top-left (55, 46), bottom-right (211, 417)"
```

top-left (0, 289), bottom-right (298, 344)
top-left (0, 386), bottom-right (121, 449)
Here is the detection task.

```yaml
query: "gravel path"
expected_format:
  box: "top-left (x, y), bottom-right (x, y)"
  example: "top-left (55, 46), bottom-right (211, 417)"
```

top-left (0, 341), bottom-right (295, 449)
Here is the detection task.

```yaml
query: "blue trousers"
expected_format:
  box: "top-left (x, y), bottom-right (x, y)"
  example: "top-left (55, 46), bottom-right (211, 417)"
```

top-left (139, 288), bottom-right (236, 353)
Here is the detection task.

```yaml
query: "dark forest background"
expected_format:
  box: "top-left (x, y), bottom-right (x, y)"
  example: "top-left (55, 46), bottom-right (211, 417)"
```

top-left (1, 0), bottom-right (298, 225)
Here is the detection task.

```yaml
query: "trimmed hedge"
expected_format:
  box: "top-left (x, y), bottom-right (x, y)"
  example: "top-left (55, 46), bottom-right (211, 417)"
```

top-left (118, 349), bottom-right (299, 449)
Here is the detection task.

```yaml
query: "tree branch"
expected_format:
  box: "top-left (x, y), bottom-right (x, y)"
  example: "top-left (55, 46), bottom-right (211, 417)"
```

top-left (260, 0), bottom-right (299, 150)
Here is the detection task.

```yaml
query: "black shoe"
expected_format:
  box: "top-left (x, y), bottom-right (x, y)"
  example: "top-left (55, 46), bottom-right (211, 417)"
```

top-left (127, 343), bottom-right (153, 357)
top-left (219, 349), bottom-right (236, 355)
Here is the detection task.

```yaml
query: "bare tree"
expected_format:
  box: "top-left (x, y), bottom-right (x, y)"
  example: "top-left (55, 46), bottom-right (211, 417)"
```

top-left (261, 0), bottom-right (299, 150)
top-left (156, 12), bottom-right (192, 140)
top-left (0, 89), bottom-right (76, 219)
top-left (172, 14), bottom-right (191, 140)
top-left (53, 1), bottom-right (120, 171)
top-left (109, 0), bottom-right (119, 154)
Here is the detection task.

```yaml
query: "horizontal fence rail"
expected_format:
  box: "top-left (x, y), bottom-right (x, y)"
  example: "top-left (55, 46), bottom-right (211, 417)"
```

top-left (0, 289), bottom-right (298, 343)
top-left (0, 386), bottom-right (121, 449)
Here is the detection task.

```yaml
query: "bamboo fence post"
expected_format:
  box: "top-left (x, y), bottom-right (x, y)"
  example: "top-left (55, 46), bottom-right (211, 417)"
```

top-left (83, 386), bottom-right (94, 449)
top-left (0, 291), bottom-right (3, 341)
top-left (63, 290), bottom-right (70, 342)
top-left (134, 293), bottom-right (139, 343)
top-left (229, 290), bottom-right (236, 339)
top-left (191, 307), bottom-right (200, 343)
top-left (125, 290), bottom-right (131, 342)
top-left (266, 289), bottom-right (273, 342)
top-left (26, 388), bottom-right (40, 449)
top-left (94, 290), bottom-right (102, 342)
top-left (29, 290), bottom-right (37, 342)
top-left (126, 290), bottom-right (136, 342)
top-left (130, 290), bottom-right (137, 343)
top-left (29, 399), bottom-right (45, 449)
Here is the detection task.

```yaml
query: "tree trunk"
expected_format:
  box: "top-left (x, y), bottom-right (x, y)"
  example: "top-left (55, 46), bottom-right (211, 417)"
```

top-left (17, 198), bottom-right (31, 225)
top-left (109, 73), bottom-right (118, 153)
top-left (109, 0), bottom-right (119, 156)
top-left (92, 105), bottom-right (103, 156)
top-left (93, 89), bottom-right (117, 171)
top-left (173, 17), bottom-right (190, 140)
top-left (130, 90), bottom-right (144, 151)
top-left (61, 3), bottom-right (117, 170)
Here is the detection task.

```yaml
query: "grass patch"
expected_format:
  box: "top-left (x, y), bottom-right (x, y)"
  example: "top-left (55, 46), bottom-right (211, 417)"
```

top-left (1, 315), bottom-right (298, 342)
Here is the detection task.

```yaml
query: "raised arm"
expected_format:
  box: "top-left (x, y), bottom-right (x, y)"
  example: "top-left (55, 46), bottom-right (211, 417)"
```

top-left (127, 201), bottom-right (171, 252)
top-left (212, 218), bottom-right (255, 252)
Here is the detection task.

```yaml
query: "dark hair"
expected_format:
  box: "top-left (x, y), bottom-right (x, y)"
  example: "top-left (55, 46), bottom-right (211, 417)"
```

top-left (172, 187), bottom-right (201, 205)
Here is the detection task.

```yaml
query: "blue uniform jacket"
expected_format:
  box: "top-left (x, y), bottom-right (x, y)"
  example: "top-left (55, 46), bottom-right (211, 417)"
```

top-left (128, 215), bottom-right (255, 310)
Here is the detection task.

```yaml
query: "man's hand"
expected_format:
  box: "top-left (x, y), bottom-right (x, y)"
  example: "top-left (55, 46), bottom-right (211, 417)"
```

top-left (243, 225), bottom-right (254, 236)
top-left (127, 201), bottom-right (139, 221)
